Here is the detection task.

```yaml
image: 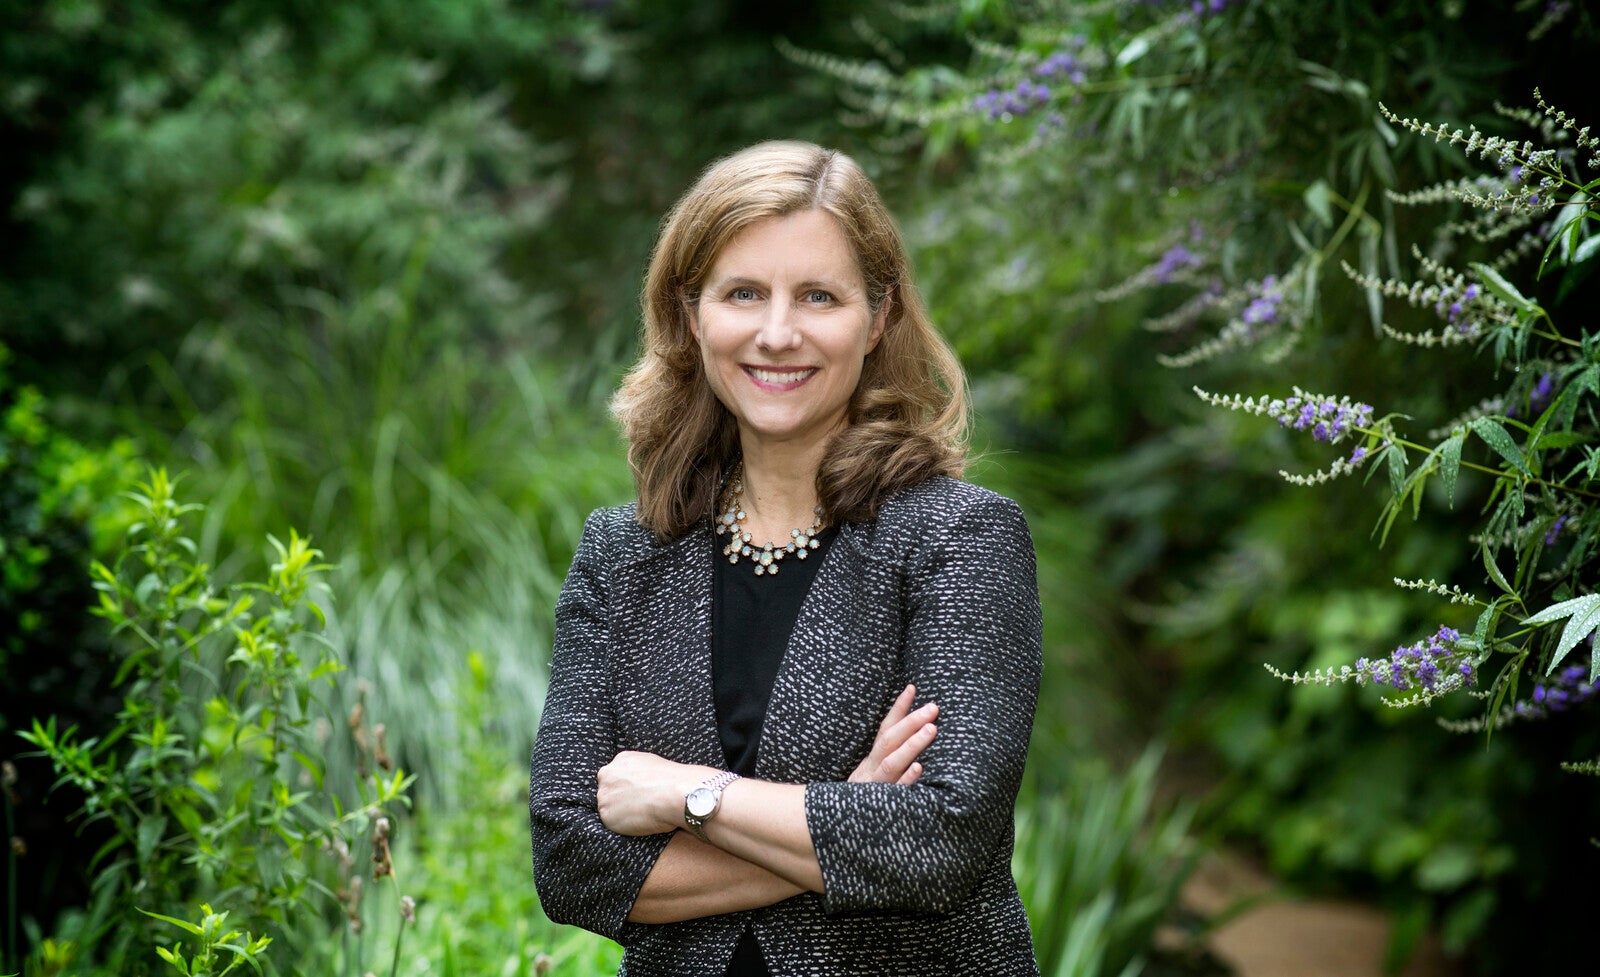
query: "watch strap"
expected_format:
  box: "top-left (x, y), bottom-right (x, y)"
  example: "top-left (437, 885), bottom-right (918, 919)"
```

top-left (683, 770), bottom-right (741, 839)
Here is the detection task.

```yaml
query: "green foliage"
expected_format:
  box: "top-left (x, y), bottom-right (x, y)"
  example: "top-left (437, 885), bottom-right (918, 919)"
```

top-left (1, 341), bottom-right (142, 971)
top-left (17, 471), bottom-right (411, 976)
top-left (966, 451), bottom-right (1201, 975)
top-left (1014, 749), bottom-right (1195, 977)
top-left (350, 651), bottom-right (618, 977)
top-left (1193, 86), bottom-right (1600, 968)
top-left (143, 904), bottom-right (272, 977)
top-left (170, 310), bottom-right (632, 800)
top-left (1245, 91), bottom-right (1600, 714)
top-left (0, 342), bottom-right (139, 674)
top-left (0, 0), bottom-right (614, 378)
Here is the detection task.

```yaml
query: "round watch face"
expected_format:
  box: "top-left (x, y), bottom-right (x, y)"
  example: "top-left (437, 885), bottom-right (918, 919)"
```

top-left (686, 786), bottom-right (717, 818)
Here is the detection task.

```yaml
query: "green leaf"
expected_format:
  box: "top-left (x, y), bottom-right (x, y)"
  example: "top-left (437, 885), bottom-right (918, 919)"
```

top-left (1116, 36), bottom-right (1150, 67)
top-left (1437, 434), bottom-right (1463, 507)
top-left (1481, 541), bottom-right (1514, 597)
top-left (1556, 366), bottom-right (1598, 431)
top-left (1540, 211), bottom-right (1585, 277)
top-left (1286, 219), bottom-right (1315, 255)
top-left (1303, 179), bottom-right (1333, 228)
top-left (166, 798), bottom-right (205, 840)
top-left (1416, 844), bottom-right (1477, 890)
top-left (1469, 418), bottom-right (1531, 477)
top-left (217, 943), bottom-right (267, 975)
top-left (1484, 656), bottom-right (1522, 745)
top-left (1386, 442), bottom-right (1407, 498)
top-left (1533, 430), bottom-right (1588, 450)
top-left (307, 659), bottom-right (341, 681)
top-left (139, 908), bottom-right (204, 936)
top-left (1471, 261), bottom-right (1535, 312)
top-left (291, 751), bottom-right (326, 790)
top-left (1471, 605), bottom-right (1492, 649)
top-left (136, 814), bottom-right (167, 866)
top-left (1550, 597), bottom-right (1600, 673)
top-left (1522, 593), bottom-right (1600, 625)
top-left (1360, 227), bottom-right (1381, 330)
top-left (1575, 233), bottom-right (1600, 267)
top-left (155, 944), bottom-right (190, 975)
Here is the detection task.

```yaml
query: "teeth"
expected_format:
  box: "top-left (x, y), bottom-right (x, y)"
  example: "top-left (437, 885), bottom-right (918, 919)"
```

top-left (750, 367), bottom-right (815, 384)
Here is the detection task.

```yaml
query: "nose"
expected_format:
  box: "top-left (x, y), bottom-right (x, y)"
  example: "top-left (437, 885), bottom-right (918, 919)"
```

top-left (755, 301), bottom-right (802, 352)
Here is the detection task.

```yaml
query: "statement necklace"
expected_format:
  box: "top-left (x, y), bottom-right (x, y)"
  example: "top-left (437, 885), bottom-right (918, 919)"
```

top-left (715, 465), bottom-right (824, 576)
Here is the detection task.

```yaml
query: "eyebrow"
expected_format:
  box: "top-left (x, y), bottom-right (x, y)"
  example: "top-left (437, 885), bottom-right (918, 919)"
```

top-left (707, 275), bottom-right (858, 294)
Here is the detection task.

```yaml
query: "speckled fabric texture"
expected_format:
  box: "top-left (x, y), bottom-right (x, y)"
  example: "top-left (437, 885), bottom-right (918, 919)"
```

top-left (529, 476), bottom-right (1043, 977)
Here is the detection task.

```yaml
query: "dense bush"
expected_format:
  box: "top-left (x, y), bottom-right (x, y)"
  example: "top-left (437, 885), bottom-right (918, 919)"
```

top-left (19, 472), bottom-right (411, 977)
top-left (0, 0), bottom-right (612, 380)
top-left (0, 342), bottom-right (140, 968)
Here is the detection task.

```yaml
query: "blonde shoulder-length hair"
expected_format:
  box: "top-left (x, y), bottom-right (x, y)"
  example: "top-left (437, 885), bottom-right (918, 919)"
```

top-left (611, 140), bottom-right (969, 541)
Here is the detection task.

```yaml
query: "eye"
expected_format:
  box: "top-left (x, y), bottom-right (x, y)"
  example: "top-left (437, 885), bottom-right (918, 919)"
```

top-left (729, 286), bottom-right (758, 302)
top-left (804, 289), bottom-right (835, 304)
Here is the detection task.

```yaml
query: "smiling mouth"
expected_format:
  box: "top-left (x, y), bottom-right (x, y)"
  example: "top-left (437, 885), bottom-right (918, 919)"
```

top-left (744, 366), bottom-right (818, 388)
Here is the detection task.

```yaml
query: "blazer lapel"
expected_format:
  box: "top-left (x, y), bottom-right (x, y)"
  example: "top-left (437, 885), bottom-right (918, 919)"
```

top-left (755, 522), bottom-right (904, 782)
top-left (609, 525), bottom-right (726, 766)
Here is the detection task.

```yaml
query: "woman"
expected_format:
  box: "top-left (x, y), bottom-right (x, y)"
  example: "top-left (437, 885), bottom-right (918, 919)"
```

top-left (529, 141), bottom-right (1042, 976)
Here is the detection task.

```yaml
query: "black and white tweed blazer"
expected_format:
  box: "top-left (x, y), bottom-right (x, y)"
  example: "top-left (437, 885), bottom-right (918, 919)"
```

top-left (529, 475), bottom-right (1043, 977)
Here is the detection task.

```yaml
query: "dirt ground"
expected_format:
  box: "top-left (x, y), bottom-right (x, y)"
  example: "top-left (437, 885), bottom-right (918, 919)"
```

top-left (1172, 851), bottom-right (1462, 977)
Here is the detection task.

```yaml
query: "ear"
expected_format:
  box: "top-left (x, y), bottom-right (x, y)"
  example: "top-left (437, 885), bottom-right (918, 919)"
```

top-left (866, 293), bottom-right (890, 354)
top-left (685, 297), bottom-right (701, 342)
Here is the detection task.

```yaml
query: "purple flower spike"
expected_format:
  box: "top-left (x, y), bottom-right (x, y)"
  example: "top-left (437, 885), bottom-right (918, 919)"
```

top-left (1496, 656), bottom-right (1598, 723)
top-left (1153, 244), bottom-right (1202, 284)
top-left (1545, 514), bottom-right (1569, 546)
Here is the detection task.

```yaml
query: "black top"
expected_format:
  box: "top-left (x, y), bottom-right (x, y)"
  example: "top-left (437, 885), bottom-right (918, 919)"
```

top-left (711, 525), bottom-right (837, 977)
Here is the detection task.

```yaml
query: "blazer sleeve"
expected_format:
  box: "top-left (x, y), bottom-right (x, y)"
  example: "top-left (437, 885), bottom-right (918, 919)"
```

top-left (528, 508), bottom-right (672, 942)
top-left (803, 493), bottom-right (1043, 915)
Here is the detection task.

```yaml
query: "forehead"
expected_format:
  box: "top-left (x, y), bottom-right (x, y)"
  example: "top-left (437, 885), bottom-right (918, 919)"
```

top-left (706, 209), bottom-right (862, 285)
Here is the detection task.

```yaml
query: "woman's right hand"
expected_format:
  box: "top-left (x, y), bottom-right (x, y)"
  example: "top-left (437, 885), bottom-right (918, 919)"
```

top-left (848, 684), bottom-right (937, 785)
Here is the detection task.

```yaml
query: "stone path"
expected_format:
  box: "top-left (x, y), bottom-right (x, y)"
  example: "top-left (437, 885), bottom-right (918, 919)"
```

top-left (1174, 851), bottom-right (1461, 977)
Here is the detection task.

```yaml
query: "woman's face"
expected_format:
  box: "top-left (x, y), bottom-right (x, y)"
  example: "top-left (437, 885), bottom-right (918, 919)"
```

top-left (690, 209), bottom-right (886, 457)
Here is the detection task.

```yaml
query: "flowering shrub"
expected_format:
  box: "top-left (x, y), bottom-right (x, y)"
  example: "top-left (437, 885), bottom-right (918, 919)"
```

top-left (1187, 92), bottom-right (1600, 745)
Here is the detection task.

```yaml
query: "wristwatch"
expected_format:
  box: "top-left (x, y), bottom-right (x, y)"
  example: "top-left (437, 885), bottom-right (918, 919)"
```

top-left (683, 770), bottom-right (741, 840)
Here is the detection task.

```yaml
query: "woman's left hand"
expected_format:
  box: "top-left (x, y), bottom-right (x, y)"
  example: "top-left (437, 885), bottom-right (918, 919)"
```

top-left (598, 751), bottom-right (719, 836)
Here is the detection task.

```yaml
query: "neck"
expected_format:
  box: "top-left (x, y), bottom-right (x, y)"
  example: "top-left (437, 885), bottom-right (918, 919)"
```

top-left (733, 430), bottom-right (830, 538)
